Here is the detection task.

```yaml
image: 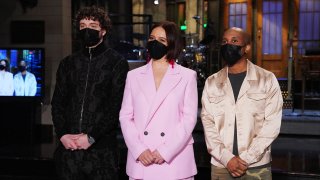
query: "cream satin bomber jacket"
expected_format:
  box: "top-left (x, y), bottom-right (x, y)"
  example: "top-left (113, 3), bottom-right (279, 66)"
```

top-left (201, 60), bottom-right (283, 168)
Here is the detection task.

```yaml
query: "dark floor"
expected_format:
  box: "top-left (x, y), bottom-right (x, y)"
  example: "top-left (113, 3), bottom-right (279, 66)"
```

top-left (0, 110), bottom-right (319, 180)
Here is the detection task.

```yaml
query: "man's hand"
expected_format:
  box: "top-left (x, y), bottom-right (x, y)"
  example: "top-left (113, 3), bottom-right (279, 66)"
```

top-left (74, 134), bottom-right (91, 150)
top-left (152, 150), bottom-right (165, 165)
top-left (138, 149), bottom-right (155, 166)
top-left (60, 134), bottom-right (82, 150)
top-left (226, 156), bottom-right (248, 177)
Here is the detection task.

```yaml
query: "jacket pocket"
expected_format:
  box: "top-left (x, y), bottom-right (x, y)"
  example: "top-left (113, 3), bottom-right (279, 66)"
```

top-left (208, 95), bottom-right (225, 117)
top-left (247, 93), bottom-right (266, 114)
top-left (247, 93), bottom-right (266, 101)
top-left (208, 95), bottom-right (224, 104)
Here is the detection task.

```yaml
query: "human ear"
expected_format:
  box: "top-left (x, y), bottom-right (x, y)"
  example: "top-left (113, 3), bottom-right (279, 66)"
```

top-left (245, 44), bottom-right (251, 53)
top-left (102, 29), bottom-right (107, 36)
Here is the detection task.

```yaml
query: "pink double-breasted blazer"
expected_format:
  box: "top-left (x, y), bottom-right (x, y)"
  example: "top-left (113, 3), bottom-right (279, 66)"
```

top-left (119, 61), bottom-right (198, 180)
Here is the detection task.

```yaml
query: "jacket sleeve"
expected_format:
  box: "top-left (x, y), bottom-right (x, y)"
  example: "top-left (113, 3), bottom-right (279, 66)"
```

top-left (239, 73), bottom-right (283, 165)
top-left (90, 58), bottom-right (129, 141)
top-left (200, 78), bottom-right (234, 167)
top-left (51, 59), bottom-right (69, 139)
top-left (119, 71), bottom-right (149, 160)
top-left (157, 71), bottom-right (198, 163)
top-left (13, 75), bottom-right (18, 95)
top-left (30, 73), bottom-right (37, 96)
top-left (8, 73), bottom-right (14, 96)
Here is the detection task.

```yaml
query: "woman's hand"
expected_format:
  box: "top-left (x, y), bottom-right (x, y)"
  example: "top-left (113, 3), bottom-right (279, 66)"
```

top-left (152, 150), bottom-right (165, 165)
top-left (138, 149), bottom-right (155, 166)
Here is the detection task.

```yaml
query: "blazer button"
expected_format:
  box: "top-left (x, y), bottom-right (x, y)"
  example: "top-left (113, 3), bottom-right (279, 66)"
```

top-left (160, 132), bottom-right (165, 137)
top-left (144, 131), bottom-right (148, 135)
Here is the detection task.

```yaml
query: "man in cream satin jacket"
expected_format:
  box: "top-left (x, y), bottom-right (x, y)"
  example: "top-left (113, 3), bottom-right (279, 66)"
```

top-left (201, 27), bottom-right (283, 179)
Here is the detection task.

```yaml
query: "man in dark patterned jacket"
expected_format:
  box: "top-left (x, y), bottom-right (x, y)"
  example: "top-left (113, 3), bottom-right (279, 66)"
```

top-left (51, 6), bottom-right (129, 180)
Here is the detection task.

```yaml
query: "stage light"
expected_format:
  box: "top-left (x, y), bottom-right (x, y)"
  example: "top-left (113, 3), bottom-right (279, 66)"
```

top-left (180, 25), bottom-right (187, 31)
top-left (154, 0), bottom-right (159, 5)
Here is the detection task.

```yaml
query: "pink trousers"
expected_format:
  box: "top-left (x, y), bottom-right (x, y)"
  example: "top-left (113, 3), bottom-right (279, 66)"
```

top-left (129, 177), bottom-right (194, 180)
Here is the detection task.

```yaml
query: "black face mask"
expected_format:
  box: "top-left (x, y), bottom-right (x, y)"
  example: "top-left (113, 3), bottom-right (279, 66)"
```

top-left (79, 28), bottom-right (101, 47)
top-left (18, 66), bottom-right (26, 72)
top-left (147, 40), bottom-right (168, 60)
top-left (220, 44), bottom-right (245, 66)
top-left (0, 65), bottom-right (5, 70)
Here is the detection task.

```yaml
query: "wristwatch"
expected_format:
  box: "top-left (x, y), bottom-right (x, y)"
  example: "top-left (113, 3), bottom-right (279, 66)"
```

top-left (87, 135), bottom-right (95, 145)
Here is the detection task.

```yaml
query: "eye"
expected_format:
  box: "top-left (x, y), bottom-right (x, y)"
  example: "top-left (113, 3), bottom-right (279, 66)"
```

top-left (159, 38), bottom-right (167, 43)
top-left (231, 39), bottom-right (238, 43)
top-left (90, 24), bottom-right (99, 29)
top-left (79, 24), bottom-right (87, 29)
top-left (148, 36), bottom-right (155, 41)
top-left (221, 40), bottom-right (227, 45)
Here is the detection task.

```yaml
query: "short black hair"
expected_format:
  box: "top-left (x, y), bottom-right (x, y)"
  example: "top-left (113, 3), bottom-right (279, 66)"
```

top-left (0, 59), bottom-right (9, 70)
top-left (75, 6), bottom-right (111, 33)
top-left (151, 21), bottom-right (182, 60)
top-left (18, 59), bottom-right (27, 65)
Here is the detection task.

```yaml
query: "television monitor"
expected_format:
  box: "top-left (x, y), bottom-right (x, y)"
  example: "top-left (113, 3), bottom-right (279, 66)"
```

top-left (0, 48), bottom-right (44, 97)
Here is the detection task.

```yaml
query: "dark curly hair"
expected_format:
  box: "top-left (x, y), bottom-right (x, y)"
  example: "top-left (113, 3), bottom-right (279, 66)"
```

top-left (75, 6), bottom-right (111, 34)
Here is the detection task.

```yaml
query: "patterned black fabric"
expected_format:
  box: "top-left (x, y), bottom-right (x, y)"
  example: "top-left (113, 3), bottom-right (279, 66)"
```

top-left (54, 146), bottom-right (119, 180)
top-left (51, 42), bottom-right (129, 179)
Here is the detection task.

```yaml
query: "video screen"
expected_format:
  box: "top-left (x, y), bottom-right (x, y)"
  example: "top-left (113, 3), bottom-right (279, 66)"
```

top-left (0, 48), bottom-right (44, 97)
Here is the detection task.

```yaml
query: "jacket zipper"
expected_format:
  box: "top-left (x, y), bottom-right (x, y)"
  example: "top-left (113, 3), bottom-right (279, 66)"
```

top-left (79, 48), bottom-right (92, 132)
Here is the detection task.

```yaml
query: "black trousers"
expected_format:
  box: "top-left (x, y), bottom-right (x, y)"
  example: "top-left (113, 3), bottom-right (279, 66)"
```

top-left (54, 145), bottom-right (119, 180)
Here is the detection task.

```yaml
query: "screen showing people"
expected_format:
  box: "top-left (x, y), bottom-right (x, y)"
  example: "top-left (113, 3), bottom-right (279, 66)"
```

top-left (0, 49), bottom-right (43, 96)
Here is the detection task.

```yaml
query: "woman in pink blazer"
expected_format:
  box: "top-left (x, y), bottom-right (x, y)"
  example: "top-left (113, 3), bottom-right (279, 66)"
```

top-left (119, 21), bottom-right (198, 180)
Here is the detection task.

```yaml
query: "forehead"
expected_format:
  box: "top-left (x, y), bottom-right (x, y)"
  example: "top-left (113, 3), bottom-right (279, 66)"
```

top-left (80, 18), bottom-right (100, 25)
top-left (19, 61), bottom-right (26, 65)
top-left (223, 29), bottom-right (244, 40)
top-left (0, 61), bottom-right (5, 65)
top-left (151, 27), bottom-right (166, 38)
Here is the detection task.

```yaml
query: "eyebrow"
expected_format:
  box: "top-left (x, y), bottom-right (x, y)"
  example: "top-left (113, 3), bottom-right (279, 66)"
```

top-left (80, 22), bottom-right (99, 25)
top-left (150, 35), bottom-right (166, 39)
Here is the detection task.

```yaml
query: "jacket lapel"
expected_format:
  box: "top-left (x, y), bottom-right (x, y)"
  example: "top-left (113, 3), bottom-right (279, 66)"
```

top-left (237, 77), bottom-right (250, 100)
top-left (136, 62), bottom-right (156, 105)
top-left (218, 67), bottom-right (234, 101)
top-left (237, 60), bottom-right (257, 100)
top-left (145, 64), bottom-right (182, 128)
